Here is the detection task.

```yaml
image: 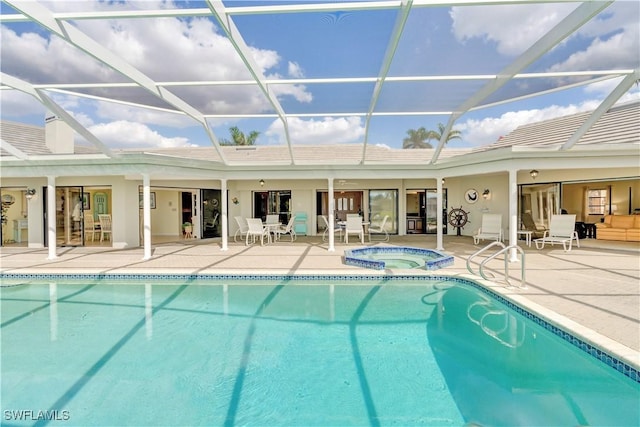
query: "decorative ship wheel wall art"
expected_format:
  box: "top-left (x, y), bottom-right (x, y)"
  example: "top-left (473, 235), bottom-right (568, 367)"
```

top-left (448, 207), bottom-right (470, 236)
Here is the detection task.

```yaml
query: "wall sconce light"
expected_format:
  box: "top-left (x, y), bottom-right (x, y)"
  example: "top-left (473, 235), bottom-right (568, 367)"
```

top-left (26, 188), bottom-right (36, 200)
top-left (232, 197), bottom-right (239, 205)
top-left (482, 189), bottom-right (491, 200)
top-left (530, 169), bottom-right (539, 179)
top-left (259, 179), bottom-right (265, 187)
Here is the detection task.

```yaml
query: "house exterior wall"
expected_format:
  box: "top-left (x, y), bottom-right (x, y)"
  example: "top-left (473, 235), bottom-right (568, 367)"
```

top-left (1, 167), bottom-right (639, 248)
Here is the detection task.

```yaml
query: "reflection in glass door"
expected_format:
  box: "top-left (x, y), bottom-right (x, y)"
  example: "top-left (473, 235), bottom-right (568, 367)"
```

top-left (406, 189), bottom-right (447, 234)
top-left (369, 189), bottom-right (397, 235)
top-left (519, 182), bottom-right (561, 229)
top-left (253, 190), bottom-right (292, 224)
top-left (55, 186), bottom-right (84, 246)
top-left (425, 189), bottom-right (447, 234)
top-left (201, 189), bottom-right (221, 238)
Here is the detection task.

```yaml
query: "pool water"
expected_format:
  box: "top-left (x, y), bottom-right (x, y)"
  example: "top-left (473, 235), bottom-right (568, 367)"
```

top-left (1, 278), bottom-right (638, 426)
top-left (364, 253), bottom-right (424, 269)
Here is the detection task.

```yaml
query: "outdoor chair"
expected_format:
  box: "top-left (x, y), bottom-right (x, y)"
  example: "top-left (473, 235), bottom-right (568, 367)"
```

top-left (368, 215), bottom-right (389, 242)
top-left (234, 216), bottom-right (249, 242)
top-left (84, 213), bottom-right (98, 242)
top-left (344, 215), bottom-right (364, 244)
top-left (98, 214), bottom-right (112, 242)
top-left (265, 214), bottom-right (280, 225)
top-left (473, 214), bottom-right (503, 245)
top-left (534, 214), bottom-right (580, 251)
top-left (521, 212), bottom-right (547, 239)
top-left (245, 218), bottom-right (270, 246)
top-left (321, 215), bottom-right (342, 242)
top-left (274, 216), bottom-right (296, 242)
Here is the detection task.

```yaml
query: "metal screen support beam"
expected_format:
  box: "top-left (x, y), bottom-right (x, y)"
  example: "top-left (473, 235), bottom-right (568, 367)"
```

top-left (360, 0), bottom-right (413, 164)
top-left (430, 1), bottom-right (613, 164)
top-left (5, 0), bottom-right (229, 164)
top-left (561, 69), bottom-right (640, 150)
top-left (1, 72), bottom-right (114, 157)
top-left (206, 0), bottom-right (295, 164)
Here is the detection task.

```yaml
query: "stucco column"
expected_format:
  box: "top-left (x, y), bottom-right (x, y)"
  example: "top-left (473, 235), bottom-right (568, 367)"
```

top-left (509, 169), bottom-right (519, 262)
top-left (328, 178), bottom-right (335, 252)
top-left (220, 178), bottom-right (228, 251)
top-left (46, 176), bottom-right (57, 260)
top-left (436, 176), bottom-right (444, 251)
top-left (142, 174), bottom-right (152, 260)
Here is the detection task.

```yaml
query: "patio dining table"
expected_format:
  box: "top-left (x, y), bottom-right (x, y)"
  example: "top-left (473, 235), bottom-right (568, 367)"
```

top-left (262, 222), bottom-right (281, 242)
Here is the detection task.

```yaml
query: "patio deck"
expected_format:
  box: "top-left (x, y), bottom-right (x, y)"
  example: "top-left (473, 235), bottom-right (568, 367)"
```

top-left (1, 234), bottom-right (638, 368)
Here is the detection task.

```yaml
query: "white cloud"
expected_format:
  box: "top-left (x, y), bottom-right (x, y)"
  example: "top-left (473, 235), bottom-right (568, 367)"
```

top-left (549, 26), bottom-right (639, 72)
top-left (288, 61), bottom-right (304, 78)
top-left (88, 121), bottom-right (195, 148)
top-left (450, 4), bottom-right (575, 56)
top-left (1, 0), bottom-right (312, 122)
top-left (456, 79), bottom-right (640, 148)
top-left (95, 101), bottom-right (198, 128)
top-left (265, 117), bottom-right (365, 145)
top-left (0, 90), bottom-right (46, 118)
top-left (458, 101), bottom-right (601, 147)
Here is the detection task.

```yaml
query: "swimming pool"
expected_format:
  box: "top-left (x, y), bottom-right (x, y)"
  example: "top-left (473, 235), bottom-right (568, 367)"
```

top-left (1, 275), bottom-right (638, 426)
top-left (344, 246), bottom-right (454, 270)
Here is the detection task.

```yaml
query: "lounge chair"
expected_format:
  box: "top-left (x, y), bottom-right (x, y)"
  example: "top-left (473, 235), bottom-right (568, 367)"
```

top-left (473, 214), bottom-right (503, 245)
top-left (274, 216), bottom-right (296, 242)
top-left (521, 212), bottom-right (547, 239)
top-left (368, 215), bottom-right (389, 242)
top-left (234, 216), bottom-right (248, 242)
top-left (344, 216), bottom-right (364, 244)
top-left (534, 214), bottom-right (580, 251)
top-left (321, 215), bottom-right (342, 242)
top-left (245, 218), bottom-right (270, 246)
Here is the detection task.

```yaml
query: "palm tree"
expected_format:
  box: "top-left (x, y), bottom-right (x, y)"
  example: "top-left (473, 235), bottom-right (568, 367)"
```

top-left (430, 122), bottom-right (462, 145)
top-left (402, 127), bottom-right (435, 149)
top-left (402, 123), bottom-right (462, 149)
top-left (219, 126), bottom-right (260, 146)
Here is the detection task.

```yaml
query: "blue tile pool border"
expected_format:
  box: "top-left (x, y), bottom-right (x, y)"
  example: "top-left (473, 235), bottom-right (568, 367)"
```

top-left (0, 272), bottom-right (637, 384)
top-left (344, 246), bottom-right (454, 270)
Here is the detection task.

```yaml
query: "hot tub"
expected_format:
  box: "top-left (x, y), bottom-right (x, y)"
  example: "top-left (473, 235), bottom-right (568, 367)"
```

top-left (344, 246), bottom-right (454, 270)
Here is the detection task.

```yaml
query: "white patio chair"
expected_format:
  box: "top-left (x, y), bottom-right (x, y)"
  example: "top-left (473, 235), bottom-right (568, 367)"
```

top-left (344, 215), bottom-right (364, 244)
top-left (274, 216), bottom-right (297, 242)
top-left (473, 214), bottom-right (503, 245)
top-left (265, 214), bottom-right (280, 225)
top-left (245, 218), bottom-right (270, 246)
top-left (98, 214), bottom-right (112, 242)
top-left (84, 213), bottom-right (98, 242)
top-left (321, 215), bottom-right (342, 242)
top-left (368, 215), bottom-right (389, 242)
top-left (534, 214), bottom-right (580, 251)
top-left (234, 216), bottom-right (249, 243)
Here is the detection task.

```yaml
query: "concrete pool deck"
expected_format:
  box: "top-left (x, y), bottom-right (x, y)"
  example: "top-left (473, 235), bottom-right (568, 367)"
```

top-left (1, 234), bottom-right (639, 368)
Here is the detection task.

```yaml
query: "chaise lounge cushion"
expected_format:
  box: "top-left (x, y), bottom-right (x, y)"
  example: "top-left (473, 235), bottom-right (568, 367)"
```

top-left (596, 215), bottom-right (640, 241)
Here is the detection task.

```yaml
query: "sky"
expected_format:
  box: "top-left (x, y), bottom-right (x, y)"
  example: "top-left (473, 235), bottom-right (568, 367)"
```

top-left (1, 0), bottom-right (639, 151)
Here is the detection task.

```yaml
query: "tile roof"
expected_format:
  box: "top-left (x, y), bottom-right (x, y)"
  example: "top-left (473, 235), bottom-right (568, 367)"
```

top-left (476, 101), bottom-right (640, 152)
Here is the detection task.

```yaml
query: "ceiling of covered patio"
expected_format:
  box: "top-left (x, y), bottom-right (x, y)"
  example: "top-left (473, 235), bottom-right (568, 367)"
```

top-left (1, 0), bottom-right (638, 167)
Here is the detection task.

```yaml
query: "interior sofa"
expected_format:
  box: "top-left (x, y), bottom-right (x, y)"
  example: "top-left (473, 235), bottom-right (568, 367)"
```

top-left (596, 215), bottom-right (640, 241)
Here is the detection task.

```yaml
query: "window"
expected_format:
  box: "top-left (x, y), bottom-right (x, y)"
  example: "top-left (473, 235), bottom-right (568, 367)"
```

top-left (587, 189), bottom-right (607, 215)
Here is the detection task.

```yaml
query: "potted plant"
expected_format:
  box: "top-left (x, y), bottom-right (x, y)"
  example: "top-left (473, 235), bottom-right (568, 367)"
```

top-left (182, 221), bottom-right (193, 238)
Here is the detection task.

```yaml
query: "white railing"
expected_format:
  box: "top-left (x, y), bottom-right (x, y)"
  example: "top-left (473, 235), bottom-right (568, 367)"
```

top-left (467, 241), bottom-right (527, 289)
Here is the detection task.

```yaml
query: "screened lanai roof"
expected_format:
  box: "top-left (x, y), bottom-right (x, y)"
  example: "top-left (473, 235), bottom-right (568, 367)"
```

top-left (1, 0), bottom-right (638, 167)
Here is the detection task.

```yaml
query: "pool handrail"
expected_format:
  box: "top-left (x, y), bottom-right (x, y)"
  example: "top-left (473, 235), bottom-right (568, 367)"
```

top-left (467, 241), bottom-right (527, 289)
